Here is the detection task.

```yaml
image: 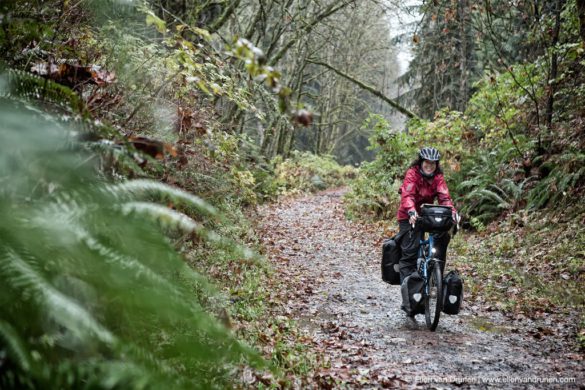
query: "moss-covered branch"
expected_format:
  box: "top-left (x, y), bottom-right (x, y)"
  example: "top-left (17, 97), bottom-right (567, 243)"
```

top-left (307, 59), bottom-right (419, 119)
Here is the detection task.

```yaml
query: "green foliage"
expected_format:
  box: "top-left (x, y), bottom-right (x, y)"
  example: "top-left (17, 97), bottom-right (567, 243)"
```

top-left (257, 151), bottom-right (356, 199)
top-left (465, 64), bottom-right (544, 147)
top-left (345, 113), bottom-right (466, 221)
top-left (408, 109), bottom-right (472, 170)
top-left (527, 149), bottom-right (585, 209)
top-left (455, 143), bottom-right (526, 223)
top-left (344, 141), bottom-right (406, 220)
top-left (348, 51), bottom-right (584, 227)
top-left (366, 114), bottom-right (417, 179)
top-left (0, 102), bottom-right (263, 389)
top-left (229, 37), bottom-right (292, 113)
top-left (0, 66), bottom-right (86, 115)
top-left (455, 58), bottom-right (584, 219)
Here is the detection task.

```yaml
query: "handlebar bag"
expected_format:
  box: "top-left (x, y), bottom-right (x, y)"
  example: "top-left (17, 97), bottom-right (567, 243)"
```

top-left (420, 205), bottom-right (453, 232)
top-left (401, 272), bottom-right (425, 315)
top-left (442, 270), bottom-right (463, 315)
top-left (381, 237), bottom-right (401, 285)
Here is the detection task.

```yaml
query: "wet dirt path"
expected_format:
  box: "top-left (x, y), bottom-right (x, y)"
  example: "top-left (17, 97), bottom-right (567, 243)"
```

top-left (258, 189), bottom-right (584, 389)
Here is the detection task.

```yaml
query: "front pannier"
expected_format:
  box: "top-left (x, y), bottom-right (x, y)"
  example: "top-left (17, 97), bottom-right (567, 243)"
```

top-left (420, 205), bottom-right (453, 232)
top-left (442, 270), bottom-right (463, 315)
top-left (381, 238), bottom-right (401, 285)
top-left (401, 272), bottom-right (425, 316)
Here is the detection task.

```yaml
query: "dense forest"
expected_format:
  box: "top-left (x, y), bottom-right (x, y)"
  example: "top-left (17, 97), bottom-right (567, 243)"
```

top-left (0, 0), bottom-right (583, 388)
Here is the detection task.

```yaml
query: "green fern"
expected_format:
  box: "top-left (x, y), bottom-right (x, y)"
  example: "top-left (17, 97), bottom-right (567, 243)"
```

top-left (110, 180), bottom-right (219, 217)
top-left (0, 66), bottom-right (151, 181)
top-left (0, 98), bottom-right (263, 388)
top-left (0, 321), bottom-right (33, 373)
top-left (0, 66), bottom-right (86, 115)
top-left (528, 150), bottom-right (585, 208)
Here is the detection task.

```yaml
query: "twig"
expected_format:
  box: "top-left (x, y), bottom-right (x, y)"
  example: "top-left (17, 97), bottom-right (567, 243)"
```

top-left (122, 68), bottom-right (182, 129)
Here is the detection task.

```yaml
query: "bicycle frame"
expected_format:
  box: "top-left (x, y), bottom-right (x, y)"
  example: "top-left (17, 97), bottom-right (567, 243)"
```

top-left (417, 233), bottom-right (435, 295)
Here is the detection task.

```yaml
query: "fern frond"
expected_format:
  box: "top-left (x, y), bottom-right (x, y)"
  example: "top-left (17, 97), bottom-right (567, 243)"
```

top-left (0, 249), bottom-right (115, 345)
top-left (0, 68), bottom-right (85, 115)
top-left (0, 320), bottom-right (32, 372)
top-left (121, 201), bottom-right (212, 235)
top-left (30, 201), bottom-right (219, 316)
top-left (458, 177), bottom-right (483, 190)
top-left (108, 180), bottom-right (218, 217)
top-left (121, 202), bottom-right (256, 261)
top-left (83, 140), bottom-right (146, 175)
top-left (78, 227), bottom-right (211, 298)
top-left (486, 186), bottom-right (513, 207)
top-left (82, 358), bottom-right (157, 389)
top-left (487, 184), bottom-right (510, 201)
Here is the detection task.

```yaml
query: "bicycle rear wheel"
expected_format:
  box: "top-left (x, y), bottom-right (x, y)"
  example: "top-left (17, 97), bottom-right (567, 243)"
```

top-left (425, 261), bottom-right (443, 331)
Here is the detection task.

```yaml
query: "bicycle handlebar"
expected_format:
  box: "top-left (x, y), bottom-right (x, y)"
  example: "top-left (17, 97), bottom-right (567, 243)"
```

top-left (410, 215), bottom-right (461, 236)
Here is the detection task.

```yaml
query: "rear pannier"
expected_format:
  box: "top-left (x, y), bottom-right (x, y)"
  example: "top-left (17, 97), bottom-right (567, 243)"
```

top-left (401, 272), bottom-right (425, 316)
top-left (419, 204), bottom-right (453, 232)
top-left (381, 238), bottom-right (401, 285)
top-left (442, 270), bottom-right (463, 315)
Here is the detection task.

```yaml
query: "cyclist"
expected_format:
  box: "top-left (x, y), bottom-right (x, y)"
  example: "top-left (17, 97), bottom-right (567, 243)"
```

top-left (395, 147), bottom-right (458, 318)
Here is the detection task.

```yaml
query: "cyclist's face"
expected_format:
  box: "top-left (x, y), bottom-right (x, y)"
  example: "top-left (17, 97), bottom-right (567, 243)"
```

top-left (422, 159), bottom-right (437, 175)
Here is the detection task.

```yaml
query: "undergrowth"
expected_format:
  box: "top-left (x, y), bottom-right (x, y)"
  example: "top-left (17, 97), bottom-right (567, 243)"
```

top-left (450, 206), bottom-right (585, 349)
top-left (257, 151), bottom-right (357, 200)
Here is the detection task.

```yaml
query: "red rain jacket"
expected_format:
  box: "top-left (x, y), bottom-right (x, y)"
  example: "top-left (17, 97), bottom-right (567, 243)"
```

top-left (397, 166), bottom-right (457, 221)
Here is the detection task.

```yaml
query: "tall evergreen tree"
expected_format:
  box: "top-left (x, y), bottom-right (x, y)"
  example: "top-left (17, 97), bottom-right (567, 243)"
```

top-left (399, 0), bottom-right (478, 119)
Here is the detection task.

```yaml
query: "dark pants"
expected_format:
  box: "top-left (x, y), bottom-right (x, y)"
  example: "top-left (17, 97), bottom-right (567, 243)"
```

top-left (396, 220), bottom-right (451, 283)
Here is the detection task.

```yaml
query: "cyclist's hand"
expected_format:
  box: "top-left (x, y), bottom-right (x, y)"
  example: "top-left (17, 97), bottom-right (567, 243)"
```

top-left (452, 211), bottom-right (461, 234)
top-left (408, 210), bottom-right (418, 226)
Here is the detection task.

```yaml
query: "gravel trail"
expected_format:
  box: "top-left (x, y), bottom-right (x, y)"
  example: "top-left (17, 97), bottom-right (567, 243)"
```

top-left (258, 189), bottom-right (584, 389)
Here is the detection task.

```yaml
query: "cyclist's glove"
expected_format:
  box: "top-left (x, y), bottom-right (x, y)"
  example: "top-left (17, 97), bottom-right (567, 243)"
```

top-left (408, 210), bottom-right (418, 227)
top-left (452, 211), bottom-right (461, 235)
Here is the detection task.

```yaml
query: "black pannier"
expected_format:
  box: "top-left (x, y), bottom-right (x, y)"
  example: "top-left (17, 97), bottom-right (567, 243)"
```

top-left (442, 270), bottom-right (463, 315)
top-left (381, 238), bottom-right (401, 285)
top-left (401, 272), bottom-right (425, 316)
top-left (420, 204), bottom-right (453, 232)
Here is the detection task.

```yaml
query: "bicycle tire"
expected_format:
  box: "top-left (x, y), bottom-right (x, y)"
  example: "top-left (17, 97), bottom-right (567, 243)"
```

top-left (425, 261), bottom-right (443, 331)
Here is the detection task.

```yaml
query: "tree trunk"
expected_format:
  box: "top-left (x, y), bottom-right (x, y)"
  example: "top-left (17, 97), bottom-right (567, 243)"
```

top-left (458, 0), bottom-right (470, 111)
top-left (578, 0), bottom-right (585, 43)
top-left (208, 0), bottom-right (242, 33)
top-left (261, 117), bottom-right (277, 157)
top-left (545, 0), bottom-right (564, 130)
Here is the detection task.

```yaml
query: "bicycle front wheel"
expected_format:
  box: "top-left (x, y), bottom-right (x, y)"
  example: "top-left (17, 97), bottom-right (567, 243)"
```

top-left (425, 261), bottom-right (443, 331)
